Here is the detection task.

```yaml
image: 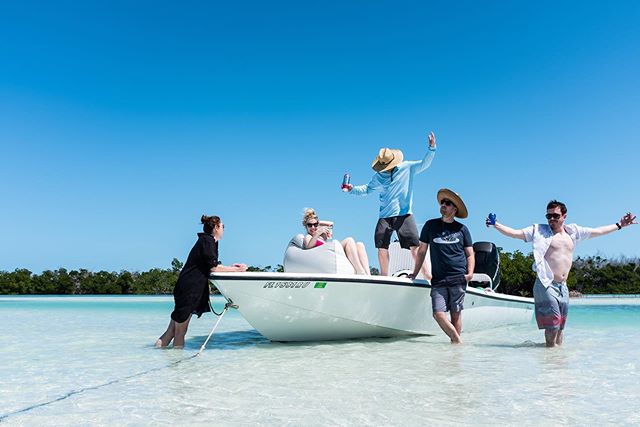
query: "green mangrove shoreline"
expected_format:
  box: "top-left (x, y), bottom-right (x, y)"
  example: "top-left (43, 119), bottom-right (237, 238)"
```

top-left (2, 251), bottom-right (639, 296)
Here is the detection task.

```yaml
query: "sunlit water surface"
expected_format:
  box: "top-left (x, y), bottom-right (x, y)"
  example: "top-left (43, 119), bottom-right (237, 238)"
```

top-left (1, 295), bottom-right (638, 426)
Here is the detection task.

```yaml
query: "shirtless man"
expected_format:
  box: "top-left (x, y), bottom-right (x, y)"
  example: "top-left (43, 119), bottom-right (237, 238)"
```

top-left (486, 200), bottom-right (636, 347)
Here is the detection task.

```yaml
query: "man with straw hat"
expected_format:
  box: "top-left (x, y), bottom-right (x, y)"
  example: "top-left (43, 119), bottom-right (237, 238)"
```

top-left (409, 188), bottom-right (475, 344)
top-left (344, 132), bottom-right (436, 277)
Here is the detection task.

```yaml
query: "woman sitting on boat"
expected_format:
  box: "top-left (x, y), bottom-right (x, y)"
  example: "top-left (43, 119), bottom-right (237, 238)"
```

top-left (302, 208), bottom-right (371, 275)
top-left (156, 214), bottom-right (247, 349)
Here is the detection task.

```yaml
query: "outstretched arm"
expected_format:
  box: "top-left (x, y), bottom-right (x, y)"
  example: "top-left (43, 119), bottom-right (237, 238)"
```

top-left (212, 263), bottom-right (247, 272)
top-left (344, 176), bottom-right (381, 196)
top-left (486, 215), bottom-right (526, 240)
top-left (589, 212), bottom-right (637, 238)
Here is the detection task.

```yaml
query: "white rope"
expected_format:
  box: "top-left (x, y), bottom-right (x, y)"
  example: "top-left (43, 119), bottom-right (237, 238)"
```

top-left (197, 304), bottom-right (230, 355)
top-left (1, 301), bottom-right (237, 421)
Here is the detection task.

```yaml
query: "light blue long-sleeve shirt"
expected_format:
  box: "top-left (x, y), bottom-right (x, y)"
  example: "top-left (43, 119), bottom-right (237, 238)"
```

top-left (350, 147), bottom-right (436, 218)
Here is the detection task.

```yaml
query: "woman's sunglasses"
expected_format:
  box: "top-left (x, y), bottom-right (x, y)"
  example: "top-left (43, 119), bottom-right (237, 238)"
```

top-left (306, 222), bottom-right (319, 228)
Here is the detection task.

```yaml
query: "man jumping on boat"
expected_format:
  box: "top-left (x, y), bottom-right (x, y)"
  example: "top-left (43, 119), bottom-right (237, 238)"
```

top-left (344, 132), bottom-right (436, 277)
top-left (486, 201), bottom-right (636, 347)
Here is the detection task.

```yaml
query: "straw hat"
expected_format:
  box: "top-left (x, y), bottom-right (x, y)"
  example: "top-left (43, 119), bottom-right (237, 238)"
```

top-left (371, 148), bottom-right (404, 172)
top-left (437, 188), bottom-right (468, 219)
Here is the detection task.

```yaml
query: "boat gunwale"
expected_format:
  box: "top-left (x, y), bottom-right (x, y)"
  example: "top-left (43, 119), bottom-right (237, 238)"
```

top-left (209, 272), bottom-right (535, 305)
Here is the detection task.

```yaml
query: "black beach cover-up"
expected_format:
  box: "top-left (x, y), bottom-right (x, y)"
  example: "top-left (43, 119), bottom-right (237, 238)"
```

top-left (171, 233), bottom-right (220, 323)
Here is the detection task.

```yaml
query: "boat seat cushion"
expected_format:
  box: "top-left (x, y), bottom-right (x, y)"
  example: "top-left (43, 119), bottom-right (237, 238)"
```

top-left (284, 234), bottom-right (356, 274)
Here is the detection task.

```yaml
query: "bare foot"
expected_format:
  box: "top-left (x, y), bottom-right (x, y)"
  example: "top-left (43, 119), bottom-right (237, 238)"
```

top-left (155, 339), bottom-right (164, 348)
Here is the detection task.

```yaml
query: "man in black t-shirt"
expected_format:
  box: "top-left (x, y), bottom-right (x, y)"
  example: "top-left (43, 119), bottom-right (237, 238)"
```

top-left (409, 189), bottom-right (474, 344)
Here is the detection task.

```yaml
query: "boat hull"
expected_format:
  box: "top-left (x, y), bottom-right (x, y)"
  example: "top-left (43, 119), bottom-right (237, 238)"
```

top-left (210, 272), bottom-right (534, 342)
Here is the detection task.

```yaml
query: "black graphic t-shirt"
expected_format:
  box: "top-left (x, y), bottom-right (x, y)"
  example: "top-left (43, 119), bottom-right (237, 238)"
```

top-left (419, 219), bottom-right (473, 282)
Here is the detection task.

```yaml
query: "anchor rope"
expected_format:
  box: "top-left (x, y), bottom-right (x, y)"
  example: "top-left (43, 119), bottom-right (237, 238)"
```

top-left (198, 302), bottom-right (234, 355)
top-left (0, 300), bottom-right (237, 423)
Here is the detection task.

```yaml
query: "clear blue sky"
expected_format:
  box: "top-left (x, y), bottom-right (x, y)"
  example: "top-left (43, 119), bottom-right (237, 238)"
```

top-left (1, 1), bottom-right (639, 273)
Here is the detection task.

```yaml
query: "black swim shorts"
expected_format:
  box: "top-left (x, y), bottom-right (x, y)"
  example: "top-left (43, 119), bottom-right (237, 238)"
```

top-left (374, 214), bottom-right (420, 249)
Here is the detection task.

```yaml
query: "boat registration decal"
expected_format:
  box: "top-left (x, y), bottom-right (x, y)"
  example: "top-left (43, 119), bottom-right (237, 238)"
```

top-left (263, 281), bottom-right (311, 289)
top-left (314, 282), bottom-right (327, 288)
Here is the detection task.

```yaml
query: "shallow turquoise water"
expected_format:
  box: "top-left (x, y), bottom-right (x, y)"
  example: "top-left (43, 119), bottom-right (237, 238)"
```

top-left (1, 295), bottom-right (639, 426)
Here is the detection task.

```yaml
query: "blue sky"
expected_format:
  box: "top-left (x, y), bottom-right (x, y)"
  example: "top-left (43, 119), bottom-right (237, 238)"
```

top-left (1, 1), bottom-right (639, 273)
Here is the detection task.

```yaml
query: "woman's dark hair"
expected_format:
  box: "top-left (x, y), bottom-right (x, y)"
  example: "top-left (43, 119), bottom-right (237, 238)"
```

top-left (201, 215), bottom-right (221, 234)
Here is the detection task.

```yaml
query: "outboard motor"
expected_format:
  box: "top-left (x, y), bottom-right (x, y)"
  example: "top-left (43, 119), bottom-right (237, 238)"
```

top-left (470, 241), bottom-right (501, 290)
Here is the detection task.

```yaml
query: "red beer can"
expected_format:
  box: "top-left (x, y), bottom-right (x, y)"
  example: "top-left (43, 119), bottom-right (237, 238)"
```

top-left (341, 173), bottom-right (351, 191)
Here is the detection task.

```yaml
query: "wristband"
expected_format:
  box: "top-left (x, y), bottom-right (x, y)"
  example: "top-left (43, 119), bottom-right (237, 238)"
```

top-left (616, 222), bottom-right (622, 230)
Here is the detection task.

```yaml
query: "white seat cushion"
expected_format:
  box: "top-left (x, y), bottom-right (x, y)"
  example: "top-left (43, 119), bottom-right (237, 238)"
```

top-left (283, 234), bottom-right (356, 274)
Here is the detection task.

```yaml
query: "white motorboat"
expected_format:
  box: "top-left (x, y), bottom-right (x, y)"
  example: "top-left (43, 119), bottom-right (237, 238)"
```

top-left (209, 238), bottom-right (534, 342)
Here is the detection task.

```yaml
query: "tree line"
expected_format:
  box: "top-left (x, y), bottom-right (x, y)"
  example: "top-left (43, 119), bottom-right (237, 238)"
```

top-left (497, 251), bottom-right (640, 296)
top-left (1, 251), bottom-right (638, 295)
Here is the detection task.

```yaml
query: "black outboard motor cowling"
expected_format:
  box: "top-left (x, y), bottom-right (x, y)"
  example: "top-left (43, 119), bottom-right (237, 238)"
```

top-left (470, 241), bottom-right (501, 290)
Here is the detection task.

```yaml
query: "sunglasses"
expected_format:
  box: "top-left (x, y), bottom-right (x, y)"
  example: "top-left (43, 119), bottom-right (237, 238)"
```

top-left (441, 199), bottom-right (455, 207)
top-left (306, 222), bottom-right (319, 228)
top-left (545, 213), bottom-right (562, 220)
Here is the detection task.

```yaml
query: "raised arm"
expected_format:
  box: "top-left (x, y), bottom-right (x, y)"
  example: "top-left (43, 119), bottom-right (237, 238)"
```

top-left (410, 131), bottom-right (437, 174)
top-left (589, 212), bottom-right (636, 238)
top-left (486, 215), bottom-right (526, 240)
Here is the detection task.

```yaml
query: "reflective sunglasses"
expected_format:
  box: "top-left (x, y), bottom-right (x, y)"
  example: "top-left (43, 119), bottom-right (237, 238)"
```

top-left (545, 213), bottom-right (562, 220)
top-left (440, 199), bottom-right (455, 207)
top-left (306, 222), bottom-right (319, 228)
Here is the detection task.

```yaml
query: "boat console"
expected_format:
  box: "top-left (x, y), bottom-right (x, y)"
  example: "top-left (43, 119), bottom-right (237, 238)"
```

top-left (470, 241), bottom-right (501, 290)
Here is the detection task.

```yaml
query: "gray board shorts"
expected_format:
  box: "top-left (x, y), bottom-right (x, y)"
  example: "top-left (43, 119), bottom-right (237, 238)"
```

top-left (430, 275), bottom-right (467, 313)
top-left (533, 278), bottom-right (569, 330)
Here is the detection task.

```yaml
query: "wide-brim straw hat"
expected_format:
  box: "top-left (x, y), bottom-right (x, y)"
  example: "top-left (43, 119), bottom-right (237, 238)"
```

top-left (371, 148), bottom-right (404, 172)
top-left (437, 188), bottom-right (469, 219)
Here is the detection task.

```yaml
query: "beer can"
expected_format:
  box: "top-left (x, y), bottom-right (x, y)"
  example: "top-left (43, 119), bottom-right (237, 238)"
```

top-left (488, 213), bottom-right (497, 225)
top-left (341, 173), bottom-right (351, 191)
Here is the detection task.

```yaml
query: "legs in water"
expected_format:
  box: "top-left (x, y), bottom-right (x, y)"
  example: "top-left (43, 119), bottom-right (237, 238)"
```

top-left (156, 315), bottom-right (192, 348)
top-left (172, 316), bottom-right (192, 348)
top-left (433, 311), bottom-right (462, 344)
top-left (342, 237), bottom-right (369, 275)
top-left (544, 328), bottom-right (563, 347)
top-left (156, 319), bottom-right (176, 348)
top-left (450, 310), bottom-right (463, 337)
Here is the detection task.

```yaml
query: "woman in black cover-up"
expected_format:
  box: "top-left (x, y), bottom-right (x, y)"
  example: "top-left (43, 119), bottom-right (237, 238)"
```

top-left (156, 215), bottom-right (247, 348)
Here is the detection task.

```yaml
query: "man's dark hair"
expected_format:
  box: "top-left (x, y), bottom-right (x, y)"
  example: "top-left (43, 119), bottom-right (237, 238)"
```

top-left (547, 200), bottom-right (567, 215)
